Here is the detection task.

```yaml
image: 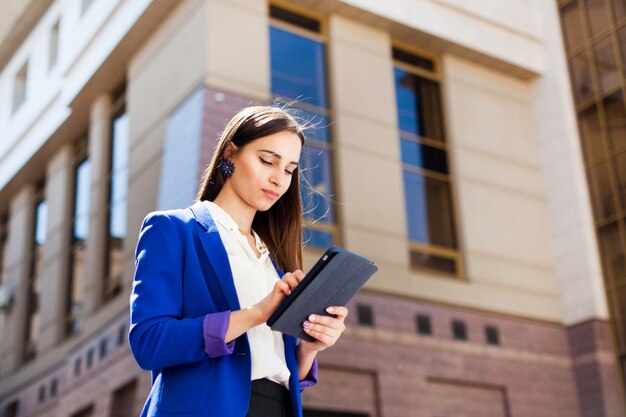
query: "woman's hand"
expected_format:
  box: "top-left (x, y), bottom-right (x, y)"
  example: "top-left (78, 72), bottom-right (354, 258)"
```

top-left (254, 270), bottom-right (305, 324)
top-left (299, 306), bottom-right (348, 353)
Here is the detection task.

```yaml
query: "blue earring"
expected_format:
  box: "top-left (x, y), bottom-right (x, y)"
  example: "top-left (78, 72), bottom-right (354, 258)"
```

top-left (220, 159), bottom-right (235, 177)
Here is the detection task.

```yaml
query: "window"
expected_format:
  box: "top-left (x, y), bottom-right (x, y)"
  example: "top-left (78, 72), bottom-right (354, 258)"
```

top-left (416, 314), bottom-right (432, 335)
top-left (12, 61), bottom-right (28, 114)
top-left (99, 337), bottom-right (108, 360)
top-left (38, 385), bottom-right (46, 403)
top-left (0, 214), bottom-right (8, 289)
top-left (269, 5), bottom-right (337, 249)
top-left (86, 348), bottom-right (94, 369)
top-left (24, 186), bottom-right (46, 363)
top-left (49, 20), bottom-right (60, 69)
top-left (4, 401), bottom-right (19, 417)
top-left (393, 48), bottom-right (460, 276)
top-left (81, 0), bottom-right (96, 15)
top-left (0, 215), bottom-right (8, 349)
top-left (485, 326), bottom-right (500, 345)
top-left (71, 405), bottom-right (94, 417)
top-left (357, 304), bottom-right (374, 326)
top-left (50, 378), bottom-right (58, 398)
top-left (67, 140), bottom-right (90, 335)
top-left (451, 320), bottom-right (467, 341)
top-left (117, 323), bottom-right (127, 347)
top-left (105, 88), bottom-right (129, 301)
top-left (109, 380), bottom-right (137, 417)
top-left (74, 357), bottom-right (82, 376)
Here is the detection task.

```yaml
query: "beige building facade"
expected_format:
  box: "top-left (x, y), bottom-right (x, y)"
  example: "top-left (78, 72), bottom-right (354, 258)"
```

top-left (0, 0), bottom-right (624, 416)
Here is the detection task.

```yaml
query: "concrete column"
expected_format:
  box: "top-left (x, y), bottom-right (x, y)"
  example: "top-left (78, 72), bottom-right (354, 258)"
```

top-left (0, 185), bottom-right (35, 375)
top-left (326, 15), bottom-right (406, 268)
top-left (38, 144), bottom-right (73, 353)
top-left (204, 0), bottom-right (270, 100)
top-left (533, 1), bottom-right (625, 415)
top-left (84, 94), bottom-right (112, 314)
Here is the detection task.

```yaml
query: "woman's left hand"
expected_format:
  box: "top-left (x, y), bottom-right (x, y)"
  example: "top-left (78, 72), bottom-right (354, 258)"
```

top-left (300, 306), bottom-right (349, 352)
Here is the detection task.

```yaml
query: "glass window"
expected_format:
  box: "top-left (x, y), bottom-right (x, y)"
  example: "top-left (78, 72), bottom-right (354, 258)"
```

top-left (586, 0), bottom-right (611, 38)
top-left (593, 36), bottom-right (620, 94)
top-left (270, 9), bottom-right (336, 250)
top-left (579, 103), bottom-right (606, 162)
top-left (394, 56), bottom-right (459, 275)
top-left (105, 92), bottom-right (129, 301)
top-left (610, 283), bottom-right (626, 353)
top-left (12, 61), bottom-right (28, 114)
top-left (270, 26), bottom-right (328, 109)
top-left (615, 150), bottom-right (626, 210)
top-left (25, 193), bottom-right (47, 362)
top-left (562, 0), bottom-right (586, 51)
top-left (603, 90), bottom-right (626, 152)
top-left (613, 0), bottom-right (626, 22)
top-left (49, 20), bottom-right (59, 69)
top-left (110, 380), bottom-right (137, 417)
top-left (0, 215), bottom-right (8, 287)
top-left (394, 68), bottom-right (445, 141)
top-left (598, 221), bottom-right (626, 288)
top-left (617, 26), bottom-right (626, 78)
top-left (588, 161), bottom-right (617, 220)
top-left (68, 154), bottom-right (90, 335)
top-left (570, 51), bottom-right (597, 104)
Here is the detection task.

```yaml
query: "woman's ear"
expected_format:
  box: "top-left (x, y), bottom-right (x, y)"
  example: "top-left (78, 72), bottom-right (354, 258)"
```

top-left (223, 142), bottom-right (239, 160)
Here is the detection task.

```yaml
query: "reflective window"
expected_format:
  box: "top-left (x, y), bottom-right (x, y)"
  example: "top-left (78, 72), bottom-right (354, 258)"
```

top-left (586, 0), bottom-right (611, 38)
top-left (25, 191), bottom-right (47, 362)
top-left (562, 1), bottom-right (585, 51)
top-left (588, 161), bottom-right (617, 220)
top-left (394, 54), bottom-right (460, 276)
top-left (579, 104), bottom-right (606, 162)
top-left (270, 8), bottom-right (336, 249)
top-left (49, 20), bottom-right (59, 70)
top-left (12, 61), bottom-right (28, 114)
top-left (592, 36), bottom-right (620, 94)
top-left (68, 148), bottom-right (90, 335)
top-left (570, 51), bottom-right (596, 104)
top-left (105, 91), bottom-right (129, 301)
top-left (603, 91), bottom-right (626, 152)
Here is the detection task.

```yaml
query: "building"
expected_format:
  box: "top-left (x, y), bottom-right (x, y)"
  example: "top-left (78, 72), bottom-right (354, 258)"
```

top-left (0, 0), bottom-right (624, 416)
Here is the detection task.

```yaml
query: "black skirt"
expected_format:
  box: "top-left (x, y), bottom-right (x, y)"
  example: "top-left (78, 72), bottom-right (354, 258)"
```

top-left (247, 379), bottom-right (294, 417)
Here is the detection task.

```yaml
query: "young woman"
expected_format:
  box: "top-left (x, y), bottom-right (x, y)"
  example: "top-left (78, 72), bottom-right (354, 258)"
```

top-left (129, 106), bottom-right (348, 417)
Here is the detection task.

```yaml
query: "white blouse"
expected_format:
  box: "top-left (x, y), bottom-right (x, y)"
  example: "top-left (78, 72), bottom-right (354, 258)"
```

top-left (205, 201), bottom-right (291, 388)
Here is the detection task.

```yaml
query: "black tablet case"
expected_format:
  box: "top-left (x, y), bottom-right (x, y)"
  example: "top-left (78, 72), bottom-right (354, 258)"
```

top-left (267, 247), bottom-right (378, 341)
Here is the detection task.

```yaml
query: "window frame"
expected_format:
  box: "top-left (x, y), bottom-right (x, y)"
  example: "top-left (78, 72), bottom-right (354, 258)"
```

top-left (269, 3), bottom-right (341, 251)
top-left (393, 43), bottom-right (464, 278)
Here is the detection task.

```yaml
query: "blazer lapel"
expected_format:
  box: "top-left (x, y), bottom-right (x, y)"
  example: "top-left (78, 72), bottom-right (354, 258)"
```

top-left (189, 201), bottom-right (241, 311)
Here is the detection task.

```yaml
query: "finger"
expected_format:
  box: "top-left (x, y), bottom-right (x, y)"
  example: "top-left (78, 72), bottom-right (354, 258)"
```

top-left (292, 270), bottom-right (305, 282)
top-left (282, 273), bottom-right (299, 290)
top-left (307, 314), bottom-right (343, 329)
top-left (326, 306), bottom-right (349, 318)
top-left (275, 280), bottom-right (291, 295)
top-left (302, 323), bottom-right (337, 346)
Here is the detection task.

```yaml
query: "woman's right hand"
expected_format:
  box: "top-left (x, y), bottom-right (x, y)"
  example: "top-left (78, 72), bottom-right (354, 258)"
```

top-left (254, 270), bottom-right (305, 323)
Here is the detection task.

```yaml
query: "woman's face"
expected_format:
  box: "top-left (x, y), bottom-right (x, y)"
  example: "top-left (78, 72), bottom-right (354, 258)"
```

top-left (226, 130), bottom-right (302, 212)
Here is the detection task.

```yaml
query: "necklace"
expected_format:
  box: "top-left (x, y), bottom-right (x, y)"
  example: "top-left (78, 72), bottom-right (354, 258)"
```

top-left (240, 228), bottom-right (268, 255)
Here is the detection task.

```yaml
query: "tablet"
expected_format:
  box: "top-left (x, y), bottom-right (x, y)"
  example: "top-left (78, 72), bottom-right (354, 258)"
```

top-left (267, 247), bottom-right (378, 341)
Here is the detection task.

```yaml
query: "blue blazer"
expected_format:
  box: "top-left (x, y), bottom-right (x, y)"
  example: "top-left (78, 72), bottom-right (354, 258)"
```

top-left (129, 201), bottom-right (306, 417)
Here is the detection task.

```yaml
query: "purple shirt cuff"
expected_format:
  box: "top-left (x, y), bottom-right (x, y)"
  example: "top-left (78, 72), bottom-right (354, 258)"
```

top-left (299, 356), bottom-right (318, 390)
top-left (202, 311), bottom-right (235, 358)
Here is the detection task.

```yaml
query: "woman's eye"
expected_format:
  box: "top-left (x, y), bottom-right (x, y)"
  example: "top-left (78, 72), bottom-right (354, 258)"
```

top-left (260, 158), bottom-right (273, 166)
top-left (285, 170), bottom-right (294, 176)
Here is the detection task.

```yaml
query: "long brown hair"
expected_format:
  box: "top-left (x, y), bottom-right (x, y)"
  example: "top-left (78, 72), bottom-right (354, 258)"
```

top-left (196, 106), bottom-right (305, 273)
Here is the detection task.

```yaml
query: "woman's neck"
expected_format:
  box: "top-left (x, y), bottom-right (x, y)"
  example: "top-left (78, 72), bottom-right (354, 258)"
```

top-left (213, 188), bottom-right (256, 234)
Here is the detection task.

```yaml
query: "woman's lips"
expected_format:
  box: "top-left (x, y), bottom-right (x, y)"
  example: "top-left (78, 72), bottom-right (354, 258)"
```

top-left (263, 189), bottom-right (279, 200)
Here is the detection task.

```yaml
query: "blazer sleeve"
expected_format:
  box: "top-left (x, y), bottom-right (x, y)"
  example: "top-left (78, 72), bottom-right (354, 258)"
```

top-left (129, 212), bottom-right (232, 370)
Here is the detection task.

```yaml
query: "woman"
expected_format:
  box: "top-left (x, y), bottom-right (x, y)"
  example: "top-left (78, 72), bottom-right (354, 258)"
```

top-left (129, 105), bottom-right (348, 417)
